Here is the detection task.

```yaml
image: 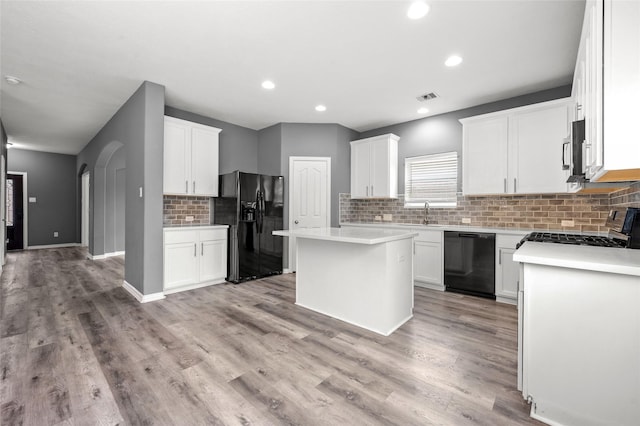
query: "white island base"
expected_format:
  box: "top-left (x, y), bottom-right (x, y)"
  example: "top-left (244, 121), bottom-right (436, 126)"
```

top-left (275, 227), bottom-right (416, 336)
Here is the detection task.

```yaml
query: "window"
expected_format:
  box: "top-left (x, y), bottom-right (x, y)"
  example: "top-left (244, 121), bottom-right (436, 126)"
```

top-left (405, 151), bottom-right (458, 207)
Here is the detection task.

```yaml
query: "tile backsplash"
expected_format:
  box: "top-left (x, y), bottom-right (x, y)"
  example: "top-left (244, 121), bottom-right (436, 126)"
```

top-left (163, 195), bottom-right (211, 227)
top-left (340, 181), bottom-right (640, 233)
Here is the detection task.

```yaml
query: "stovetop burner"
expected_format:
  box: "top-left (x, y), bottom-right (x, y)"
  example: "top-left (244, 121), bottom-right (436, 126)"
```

top-left (517, 232), bottom-right (628, 249)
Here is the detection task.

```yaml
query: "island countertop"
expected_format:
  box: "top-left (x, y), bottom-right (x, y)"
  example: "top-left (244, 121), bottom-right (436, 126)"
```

top-left (273, 227), bottom-right (418, 245)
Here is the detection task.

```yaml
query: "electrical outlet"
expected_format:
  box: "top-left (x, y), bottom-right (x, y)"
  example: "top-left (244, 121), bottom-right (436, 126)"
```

top-left (374, 215), bottom-right (382, 221)
top-left (185, 216), bottom-right (194, 222)
top-left (383, 214), bottom-right (393, 221)
top-left (461, 217), bottom-right (471, 224)
top-left (561, 219), bottom-right (575, 227)
top-left (53, 231), bottom-right (59, 238)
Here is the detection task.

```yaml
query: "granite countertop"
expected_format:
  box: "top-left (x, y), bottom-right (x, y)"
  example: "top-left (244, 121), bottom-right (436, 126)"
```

top-left (273, 227), bottom-right (418, 245)
top-left (514, 241), bottom-right (640, 277)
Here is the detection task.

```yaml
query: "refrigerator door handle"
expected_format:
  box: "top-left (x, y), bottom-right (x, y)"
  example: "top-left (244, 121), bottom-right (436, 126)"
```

top-left (256, 190), bottom-right (263, 234)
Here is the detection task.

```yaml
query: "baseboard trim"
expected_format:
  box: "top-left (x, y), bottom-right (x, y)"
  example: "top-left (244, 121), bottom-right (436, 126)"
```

top-left (28, 243), bottom-right (81, 250)
top-left (496, 296), bottom-right (517, 305)
top-left (122, 280), bottom-right (165, 303)
top-left (88, 251), bottom-right (125, 260)
top-left (282, 268), bottom-right (294, 274)
top-left (163, 279), bottom-right (226, 295)
top-left (415, 281), bottom-right (445, 291)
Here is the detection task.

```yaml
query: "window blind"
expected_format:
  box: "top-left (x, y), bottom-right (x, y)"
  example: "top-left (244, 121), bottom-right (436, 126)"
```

top-left (404, 152), bottom-right (458, 207)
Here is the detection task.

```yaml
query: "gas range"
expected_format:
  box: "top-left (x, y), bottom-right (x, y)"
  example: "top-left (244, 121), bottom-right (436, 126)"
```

top-left (516, 232), bottom-right (627, 249)
top-left (517, 207), bottom-right (640, 250)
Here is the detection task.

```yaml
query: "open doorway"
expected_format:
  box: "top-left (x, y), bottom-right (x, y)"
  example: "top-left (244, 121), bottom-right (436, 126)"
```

top-left (6, 172), bottom-right (27, 250)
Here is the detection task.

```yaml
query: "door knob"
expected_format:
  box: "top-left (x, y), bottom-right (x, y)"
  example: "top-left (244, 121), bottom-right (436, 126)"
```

top-left (294, 220), bottom-right (299, 224)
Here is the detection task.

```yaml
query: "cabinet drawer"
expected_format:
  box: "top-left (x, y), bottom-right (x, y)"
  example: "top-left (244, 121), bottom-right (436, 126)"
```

top-left (164, 229), bottom-right (198, 244)
top-left (414, 230), bottom-right (443, 244)
top-left (199, 228), bottom-right (227, 241)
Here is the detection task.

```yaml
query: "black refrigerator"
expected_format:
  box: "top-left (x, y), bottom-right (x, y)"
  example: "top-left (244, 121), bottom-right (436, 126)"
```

top-left (213, 171), bottom-right (284, 283)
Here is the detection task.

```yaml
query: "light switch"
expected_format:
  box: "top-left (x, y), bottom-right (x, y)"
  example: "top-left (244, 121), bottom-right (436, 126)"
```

top-left (29, 197), bottom-right (36, 203)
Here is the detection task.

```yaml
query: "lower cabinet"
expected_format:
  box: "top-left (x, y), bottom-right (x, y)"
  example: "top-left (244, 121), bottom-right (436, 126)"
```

top-left (164, 227), bottom-right (228, 294)
top-left (495, 233), bottom-right (526, 304)
top-left (413, 230), bottom-right (444, 291)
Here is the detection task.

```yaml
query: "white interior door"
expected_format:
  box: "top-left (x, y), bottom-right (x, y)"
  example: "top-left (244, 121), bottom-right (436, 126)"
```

top-left (289, 157), bottom-right (331, 272)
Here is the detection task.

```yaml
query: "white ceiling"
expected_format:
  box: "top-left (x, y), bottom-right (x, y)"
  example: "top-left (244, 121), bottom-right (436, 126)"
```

top-left (0, 0), bottom-right (585, 155)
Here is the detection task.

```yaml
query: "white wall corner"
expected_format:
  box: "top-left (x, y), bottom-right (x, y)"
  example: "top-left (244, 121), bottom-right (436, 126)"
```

top-left (122, 280), bottom-right (165, 303)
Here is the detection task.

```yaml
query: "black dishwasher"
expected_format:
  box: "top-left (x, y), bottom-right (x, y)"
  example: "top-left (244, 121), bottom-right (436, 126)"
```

top-left (444, 231), bottom-right (496, 299)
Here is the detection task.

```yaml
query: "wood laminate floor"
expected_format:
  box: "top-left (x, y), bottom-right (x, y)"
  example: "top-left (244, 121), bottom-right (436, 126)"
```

top-left (0, 247), bottom-right (542, 425)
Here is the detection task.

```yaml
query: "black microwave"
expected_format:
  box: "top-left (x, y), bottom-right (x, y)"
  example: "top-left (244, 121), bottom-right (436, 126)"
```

top-left (566, 119), bottom-right (585, 183)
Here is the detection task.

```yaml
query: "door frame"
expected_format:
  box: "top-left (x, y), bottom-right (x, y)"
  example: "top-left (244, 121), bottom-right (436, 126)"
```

top-left (288, 156), bottom-right (332, 272)
top-left (81, 171), bottom-right (90, 247)
top-left (7, 171), bottom-right (28, 250)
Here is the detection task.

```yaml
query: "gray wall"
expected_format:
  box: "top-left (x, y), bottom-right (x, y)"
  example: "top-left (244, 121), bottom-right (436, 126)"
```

top-left (257, 124), bottom-right (282, 176)
top-left (359, 85), bottom-right (572, 193)
top-left (165, 106), bottom-right (259, 174)
top-left (8, 149), bottom-right (77, 246)
top-left (77, 81), bottom-right (165, 296)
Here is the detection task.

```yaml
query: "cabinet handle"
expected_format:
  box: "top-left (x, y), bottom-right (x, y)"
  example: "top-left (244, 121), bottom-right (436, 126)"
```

top-left (194, 243), bottom-right (197, 257)
top-left (371, 185), bottom-right (373, 196)
top-left (186, 181), bottom-right (188, 193)
top-left (503, 178), bottom-right (507, 193)
top-left (562, 139), bottom-right (571, 170)
top-left (498, 248), bottom-right (502, 265)
top-left (201, 242), bottom-right (204, 256)
top-left (513, 178), bottom-right (517, 193)
top-left (366, 186), bottom-right (369, 196)
top-left (193, 181), bottom-right (196, 193)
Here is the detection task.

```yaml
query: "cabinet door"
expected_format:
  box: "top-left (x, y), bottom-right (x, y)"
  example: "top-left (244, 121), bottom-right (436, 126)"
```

top-left (414, 241), bottom-right (442, 286)
top-left (199, 238), bottom-right (227, 283)
top-left (370, 138), bottom-right (395, 198)
top-left (462, 116), bottom-right (508, 195)
top-left (191, 126), bottom-right (220, 196)
top-left (164, 119), bottom-right (190, 194)
top-left (164, 242), bottom-right (199, 290)
top-left (496, 247), bottom-right (519, 300)
top-left (510, 103), bottom-right (570, 194)
top-left (350, 142), bottom-right (371, 198)
top-left (584, 0), bottom-right (604, 179)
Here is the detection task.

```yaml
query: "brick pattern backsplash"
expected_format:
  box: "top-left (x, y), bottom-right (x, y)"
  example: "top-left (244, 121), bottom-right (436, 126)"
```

top-left (610, 181), bottom-right (640, 208)
top-left (340, 182), bottom-right (640, 233)
top-left (163, 195), bottom-right (210, 227)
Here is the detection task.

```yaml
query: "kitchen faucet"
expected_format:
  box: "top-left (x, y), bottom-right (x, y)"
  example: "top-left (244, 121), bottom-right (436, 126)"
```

top-left (423, 201), bottom-right (430, 225)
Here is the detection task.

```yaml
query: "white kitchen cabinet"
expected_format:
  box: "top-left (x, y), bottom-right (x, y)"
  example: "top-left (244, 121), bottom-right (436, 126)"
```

top-left (461, 98), bottom-right (572, 195)
top-left (163, 116), bottom-right (222, 196)
top-left (413, 230), bottom-right (443, 291)
top-left (164, 226), bottom-right (228, 294)
top-left (461, 116), bottom-right (508, 195)
top-left (495, 233), bottom-right (526, 304)
top-left (574, 0), bottom-right (640, 182)
top-left (350, 134), bottom-right (399, 199)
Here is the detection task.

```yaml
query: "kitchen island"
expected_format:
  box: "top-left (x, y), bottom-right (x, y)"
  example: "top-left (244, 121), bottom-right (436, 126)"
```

top-left (273, 227), bottom-right (417, 335)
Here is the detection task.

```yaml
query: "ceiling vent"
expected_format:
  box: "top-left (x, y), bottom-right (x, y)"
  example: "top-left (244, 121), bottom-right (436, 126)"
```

top-left (416, 92), bottom-right (439, 102)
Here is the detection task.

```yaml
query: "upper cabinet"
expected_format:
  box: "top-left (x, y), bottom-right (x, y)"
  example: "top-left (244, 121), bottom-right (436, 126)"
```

top-left (574, 0), bottom-right (640, 182)
top-left (461, 98), bottom-right (572, 195)
top-left (163, 116), bottom-right (222, 196)
top-left (350, 134), bottom-right (399, 199)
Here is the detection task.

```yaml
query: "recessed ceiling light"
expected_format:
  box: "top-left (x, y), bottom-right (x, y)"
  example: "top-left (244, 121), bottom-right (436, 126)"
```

top-left (417, 107), bottom-right (429, 114)
top-left (261, 80), bottom-right (275, 90)
top-left (407, 1), bottom-right (430, 20)
top-left (445, 55), bottom-right (463, 67)
top-left (315, 105), bottom-right (327, 112)
top-left (4, 75), bottom-right (22, 85)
